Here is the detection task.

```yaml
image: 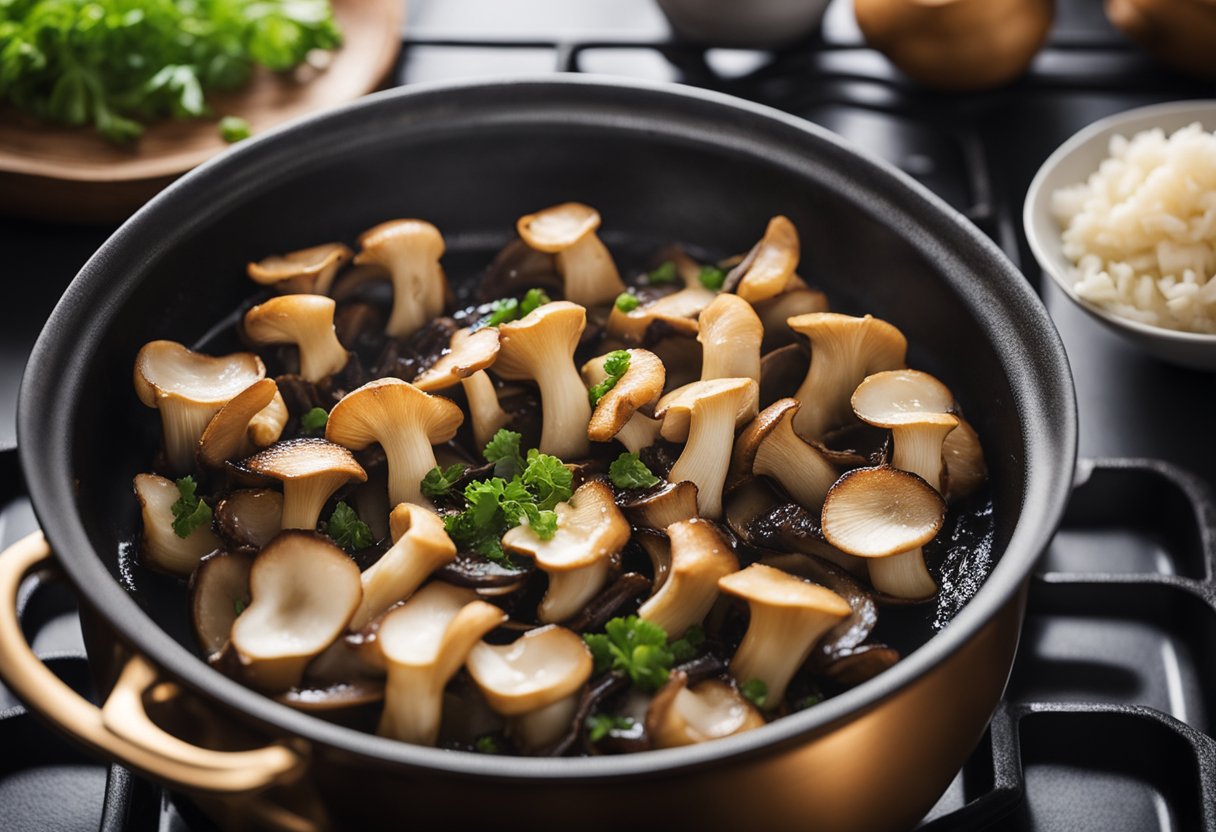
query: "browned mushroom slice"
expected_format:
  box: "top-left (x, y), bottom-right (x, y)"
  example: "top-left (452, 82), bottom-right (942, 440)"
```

top-left (728, 398), bottom-right (838, 513)
top-left (355, 219), bottom-right (449, 339)
top-left (516, 203), bottom-right (626, 307)
top-left (651, 334), bottom-right (704, 395)
top-left (350, 503), bottom-right (457, 630)
top-left (943, 415), bottom-right (987, 502)
top-left (820, 644), bottom-right (901, 687)
top-left (214, 489), bottom-right (284, 553)
top-left (621, 480), bottom-right (700, 530)
top-left (325, 378), bottom-right (463, 509)
top-left (820, 466), bottom-right (946, 600)
top-left (134, 340), bottom-right (266, 473)
top-left (787, 313), bottom-right (907, 440)
top-left (495, 301), bottom-right (591, 459)
top-left (376, 582), bottom-right (505, 745)
top-left (247, 242), bottom-right (353, 296)
top-left (197, 378), bottom-right (280, 468)
top-left (758, 342), bottom-right (808, 410)
top-left (230, 531), bottom-right (363, 692)
top-left (638, 519), bottom-right (738, 639)
top-left (190, 551), bottom-right (254, 660)
top-left (725, 216), bottom-right (800, 303)
top-left (244, 295), bottom-right (350, 384)
top-left (465, 624), bottom-right (593, 752)
top-left (606, 285), bottom-right (715, 344)
top-left (697, 294), bottom-right (763, 382)
top-left (234, 438), bottom-right (367, 530)
top-left (717, 563), bottom-right (851, 707)
top-left (133, 473), bottom-right (221, 577)
top-left (852, 369), bottom-right (959, 492)
top-left (412, 327), bottom-right (509, 450)
top-left (754, 287), bottom-right (829, 352)
top-left (646, 671), bottom-right (764, 749)
top-left (655, 378), bottom-right (759, 519)
top-left (583, 348), bottom-right (665, 454)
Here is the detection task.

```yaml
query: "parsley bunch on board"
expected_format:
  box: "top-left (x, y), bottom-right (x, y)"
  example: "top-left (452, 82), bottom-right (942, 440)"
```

top-left (0, 0), bottom-right (342, 142)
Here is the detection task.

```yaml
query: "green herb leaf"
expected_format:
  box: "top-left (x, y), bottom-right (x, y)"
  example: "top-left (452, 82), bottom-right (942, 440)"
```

top-left (584, 615), bottom-right (675, 692)
top-left (608, 452), bottom-right (660, 489)
top-left (233, 598), bottom-right (246, 616)
top-left (519, 288), bottom-right (551, 316)
top-left (648, 260), bottom-right (678, 285)
top-left (483, 428), bottom-right (525, 479)
top-left (669, 624), bottom-right (705, 662)
top-left (170, 476), bottom-right (212, 538)
top-left (614, 292), bottom-right (639, 312)
top-left (421, 463), bottom-right (467, 497)
top-left (474, 735), bottom-right (500, 754)
top-left (698, 265), bottom-right (727, 291)
top-left (219, 115), bottom-right (251, 143)
top-left (322, 501), bottom-right (373, 552)
top-left (587, 714), bottom-right (635, 743)
top-left (300, 406), bottom-right (329, 432)
top-left (484, 297), bottom-right (519, 327)
top-left (740, 678), bottom-right (768, 708)
top-left (794, 692), bottom-right (824, 711)
top-left (587, 349), bottom-right (631, 406)
top-left (521, 449), bottom-right (573, 511)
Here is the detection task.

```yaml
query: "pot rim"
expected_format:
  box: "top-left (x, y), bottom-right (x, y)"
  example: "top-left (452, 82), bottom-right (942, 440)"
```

top-left (18, 75), bottom-right (1077, 781)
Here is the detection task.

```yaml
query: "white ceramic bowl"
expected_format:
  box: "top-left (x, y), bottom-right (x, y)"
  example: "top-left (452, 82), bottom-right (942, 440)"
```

top-left (1023, 100), bottom-right (1216, 371)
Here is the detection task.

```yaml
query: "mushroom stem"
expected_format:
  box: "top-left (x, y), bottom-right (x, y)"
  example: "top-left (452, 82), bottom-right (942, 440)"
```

top-left (540, 559), bottom-right (611, 624)
top-left (698, 295), bottom-right (763, 382)
top-left (510, 693), bottom-right (581, 753)
top-left (532, 347), bottom-right (592, 459)
top-left (461, 370), bottom-right (511, 450)
top-left (350, 504), bottom-right (457, 630)
top-left (867, 548), bottom-right (936, 599)
top-left (753, 413), bottom-right (837, 511)
top-left (559, 236), bottom-right (625, 308)
top-left (666, 382), bottom-right (757, 520)
top-left (615, 412), bottom-right (662, 455)
top-left (160, 399), bottom-right (223, 474)
top-left (638, 519), bottom-right (739, 639)
top-left (891, 422), bottom-right (957, 492)
top-left (280, 479), bottom-right (338, 531)
top-left (381, 426), bottom-right (446, 508)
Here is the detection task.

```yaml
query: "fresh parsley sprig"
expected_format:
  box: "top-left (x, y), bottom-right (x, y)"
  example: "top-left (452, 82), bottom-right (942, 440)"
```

top-left (420, 463), bottom-right (467, 497)
top-left (587, 349), bottom-right (630, 406)
top-left (170, 476), bottom-right (212, 538)
top-left (608, 452), bottom-right (660, 489)
top-left (584, 616), bottom-right (704, 692)
top-left (321, 501), bottom-right (373, 552)
top-left (587, 714), bottom-right (635, 743)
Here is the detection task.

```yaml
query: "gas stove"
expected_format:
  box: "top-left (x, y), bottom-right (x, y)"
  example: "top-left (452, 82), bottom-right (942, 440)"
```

top-left (2, 1), bottom-right (1215, 829)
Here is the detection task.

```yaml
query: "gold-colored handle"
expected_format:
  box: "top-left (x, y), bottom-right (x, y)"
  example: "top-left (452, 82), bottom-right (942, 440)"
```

top-left (0, 531), bottom-right (306, 794)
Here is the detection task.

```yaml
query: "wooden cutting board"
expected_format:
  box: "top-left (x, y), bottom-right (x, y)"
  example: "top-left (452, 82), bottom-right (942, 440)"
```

top-left (0, 0), bottom-right (404, 223)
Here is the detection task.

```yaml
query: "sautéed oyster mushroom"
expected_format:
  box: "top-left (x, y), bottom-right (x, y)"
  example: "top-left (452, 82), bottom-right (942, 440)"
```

top-left (131, 205), bottom-right (994, 756)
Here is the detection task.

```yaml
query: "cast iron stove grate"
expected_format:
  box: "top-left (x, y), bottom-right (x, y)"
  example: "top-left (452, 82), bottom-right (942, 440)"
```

top-left (2, 0), bottom-right (1215, 828)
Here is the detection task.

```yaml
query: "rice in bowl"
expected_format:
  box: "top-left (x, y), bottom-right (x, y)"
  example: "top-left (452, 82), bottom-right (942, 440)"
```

top-left (1052, 122), bottom-right (1216, 334)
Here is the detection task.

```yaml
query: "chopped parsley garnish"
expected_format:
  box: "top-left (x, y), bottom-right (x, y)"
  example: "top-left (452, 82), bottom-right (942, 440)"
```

top-left (648, 260), bottom-right (678, 285)
top-left (584, 615), bottom-right (677, 692)
top-left (420, 463), bottom-right (467, 497)
top-left (300, 406), bottom-right (329, 433)
top-left (219, 116), bottom-right (251, 143)
top-left (740, 678), bottom-right (768, 708)
top-left (170, 476), bottom-right (212, 538)
top-left (587, 349), bottom-right (630, 406)
top-left (321, 501), bottom-right (373, 552)
top-left (614, 292), bottom-right (639, 312)
top-left (698, 265), bottom-right (727, 291)
top-left (484, 297), bottom-right (519, 327)
top-left (608, 452), bottom-right (660, 489)
top-left (794, 692), bottom-right (825, 711)
top-left (483, 428), bottom-right (525, 479)
top-left (521, 448), bottom-right (573, 511)
top-left (233, 598), bottom-right (246, 616)
top-left (474, 735), bottom-right (500, 754)
top-left (669, 624), bottom-right (706, 662)
top-left (587, 714), bottom-right (635, 743)
top-left (519, 287), bottom-right (551, 316)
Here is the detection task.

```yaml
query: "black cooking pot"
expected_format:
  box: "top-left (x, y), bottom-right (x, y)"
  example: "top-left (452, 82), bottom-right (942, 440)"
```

top-left (0, 77), bottom-right (1076, 832)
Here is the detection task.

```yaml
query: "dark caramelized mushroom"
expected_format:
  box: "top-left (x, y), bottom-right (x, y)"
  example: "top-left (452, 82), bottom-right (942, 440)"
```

top-left (190, 551), bottom-right (253, 661)
top-left (620, 480), bottom-right (699, 530)
top-left (214, 489), bottom-right (284, 554)
top-left (564, 572), bottom-right (652, 633)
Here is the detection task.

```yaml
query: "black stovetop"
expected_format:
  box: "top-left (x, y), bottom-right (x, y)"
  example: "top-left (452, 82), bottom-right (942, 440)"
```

top-left (2, 0), bottom-right (1216, 829)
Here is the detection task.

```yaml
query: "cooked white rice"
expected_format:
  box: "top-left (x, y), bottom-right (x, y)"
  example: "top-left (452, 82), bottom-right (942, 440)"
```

top-left (1051, 121), bottom-right (1216, 334)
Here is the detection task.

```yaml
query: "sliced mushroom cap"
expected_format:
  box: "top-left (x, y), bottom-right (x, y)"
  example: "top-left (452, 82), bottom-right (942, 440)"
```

top-left (230, 531), bottom-right (363, 692)
top-left (606, 286), bottom-right (716, 344)
top-left (583, 348), bottom-right (666, 453)
top-left (235, 438), bottom-right (367, 530)
top-left (820, 466), bottom-right (945, 600)
top-left (726, 216), bottom-right (800, 304)
top-left (325, 378), bottom-right (463, 509)
top-left (376, 582), bottom-right (506, 745)
top-left (355, 219), bottom-right (449, 339)
top-left (466, 624), bottom-right (593, 716)
top-left (943, 416), bottom-right (987, 502)
top-left (759, 342), bottom-right (809, 410)
top-left (729, 398), bottom-right (838, 512)
top-left (717, 563), bottom-right (851, 707)
top-left (197, 378), bottom-right (280, 468)
top-left (133, 473), bottom-right (221, 577)
top-left (638, 519), bottom-right (739, 639)
top-left (788, 313), bottom-right (907, 440)
top-left (248, 389), bottom-right (289, 448)
top-left (495, 301), bottom-right (591, 459)
top-left (243, 295), bottom-right (350, 384)
top-left (698, 294), bottom-right (763, 383)
top-left (134, 340), bottom-right (266, 473)
top-left (350, 503), bottom-right (457, 631)
top-left (621, 480), bottom-right (700, 530)
top-left (516, 203), bottom-right (625, 307)
top-left (411, 327), bottom-right (500, 392)
top-left (190, 551), bottom-right (254, 660)
top-left (214, 488), bottom-right (284, 554)
top-left (655, 377), bottom-right (759, 519)
top-left (754, 287), bottom-right (830, 352)
top-left (852, 369), bottom-right (959, 492)
top-left (646, 672), bottom-right (764, 749)
top-left (247, 242), bottom-right (353, 295)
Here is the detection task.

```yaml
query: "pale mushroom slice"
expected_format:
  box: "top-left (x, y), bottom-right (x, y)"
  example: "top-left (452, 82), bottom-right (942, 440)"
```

top-left (465, 624), bottom-right (593, 752)
top-left (234, 438), bottom-right (367, 530)
top-left (502, 480), bottom-right (631, 623)
top-left (325, 378), bottom-right (464, 509)
top-left (516, 202), bottom-right (625, 307)
top-left (753, 286), bottom-right (830, 352)
top-left (646, 671), bottom-right (765, 749)
top-left (411, 327), bottom-right (509, 450)
top-left (495, 301), bottom-right (591, 459)
top-left (134, 340), bottom-right (266, 473)
top-left (214, 489), bottom-right (284, 553)
top-left (717, 563), bottom-right (851, 707)
top-left (244, 295), bottom-right (350, 384)
top-left (698, 293), bottom-right (763, 383)
top-left (133, 473), bottom-right (221, 577)
top-left (638, 519), bottom-right (739, 639)
top-left (728, 398), bottom-right (838, 512)
top-left (197, 378), bottom-right (281, 468)
top-left (725, 216), bottom-right (800, 304)
top-left (230, 531), bottom-right (363, 692)
top-left (247, 242), bottom-right (353, 295)
top-left (852, 369), bottom-right (959, 493)
top-left (655, 377), bottom-right (759, 519)
top-left (787, 313), bottom-right (907, 440)
top-left (376, 582), bottom-right (506, 746)
top-left (621, 480), bottom-right (700, 530)
top-left (190, 551), bottom-right (253, 660)
top-left (582, 348), bottom-right (665, 454)
top-left (350, 503), bottom-right (457, 630)
top-left (820, 466), bottom-right (947, 600)
top-left (355, 219), bottom-right (449, 339)
top-left (943, 416), bottom-right (988, 502)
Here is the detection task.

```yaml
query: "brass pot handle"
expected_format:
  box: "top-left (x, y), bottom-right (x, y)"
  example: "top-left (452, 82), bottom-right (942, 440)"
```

top-left (0, 531), bottom-right (306, 794)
